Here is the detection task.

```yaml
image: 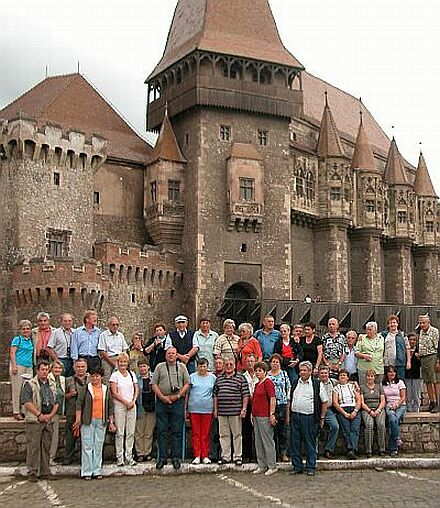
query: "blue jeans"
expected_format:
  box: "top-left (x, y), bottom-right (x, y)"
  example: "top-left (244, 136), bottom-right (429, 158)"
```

top-left (59, 357), bottom-right (74, 378)
top-left (336, 407), bottom-right (361, 452)
top-left (286, 366), bottom-right (298, 386)
top-left (81, 419), bottom-right (106, 477)
top-left (155, 398), bottom-right (184, 460)
top-left (290, 412), bottom-right (318, 472)
top-left (386, 405), bottom-right (406, 451)
top-left (324, 409), bottom-right (340, 452)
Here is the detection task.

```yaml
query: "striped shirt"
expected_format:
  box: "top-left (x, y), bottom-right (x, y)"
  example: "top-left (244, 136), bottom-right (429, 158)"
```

top-left (214, 373), bottom-right (250, 416)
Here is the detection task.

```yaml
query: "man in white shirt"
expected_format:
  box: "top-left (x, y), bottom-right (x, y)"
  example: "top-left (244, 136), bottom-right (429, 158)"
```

top-left (286, 361), bottom-right (328, 476)
top-left (98, 316), bottom-right (129, 383)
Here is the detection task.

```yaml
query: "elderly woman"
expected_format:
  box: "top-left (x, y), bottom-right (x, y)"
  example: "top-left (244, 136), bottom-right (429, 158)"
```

top-left (129, 332), bottom-right (146, 374)
top-left (186, 358), bottom-right (216, 464)
top-left (292, 324), bottom-right (303, 344)
top-left (360, 369), bottom-right (386, 457)
top-left (267, 353), bottom-right (291, 462)
top-left (110, 352), bottom-right (139, 466)
top-left (236, 323), bottom-right (263, 371)
top-left (383, 366), bottom-right (407, 456)
top-left (252, 362), bottom-right (277, 475)
top-left (274, 323), bottom-right (304, 385)
top-left (48, 361), bottom-right (66, 464)
top-left (213, 319), bottom-right (240, 360)
top-left (74, 366), bottom-right (115, 479)
top-left (355, 321), bottom-right (384, 386)
top-left (9, 319), bottom-right (34, 420)
top-left (332, 369), bottom-right (362, 459)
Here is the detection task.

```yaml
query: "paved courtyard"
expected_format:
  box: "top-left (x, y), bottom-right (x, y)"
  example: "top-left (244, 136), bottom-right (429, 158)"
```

top-left (1, 469), bottom-right (439, 508)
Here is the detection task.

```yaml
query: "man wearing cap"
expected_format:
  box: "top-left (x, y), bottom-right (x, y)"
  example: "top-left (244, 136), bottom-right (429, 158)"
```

top-left (168, 316), bottom-right (198, 374)
top-left (286, 361), bottom-right (328, 476)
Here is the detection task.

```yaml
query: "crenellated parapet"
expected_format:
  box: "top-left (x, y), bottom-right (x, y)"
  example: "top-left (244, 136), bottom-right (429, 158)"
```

top-left (94, 241), bottom-right (183, 289)
top-left (11, 258), bottom-right (108, 311)
top-left (0, 117), bottom-right (107, 170)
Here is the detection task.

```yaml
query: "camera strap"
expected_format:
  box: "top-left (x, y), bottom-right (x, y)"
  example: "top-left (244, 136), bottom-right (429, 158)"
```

top-left (165, 362), bottom-right (180, 388)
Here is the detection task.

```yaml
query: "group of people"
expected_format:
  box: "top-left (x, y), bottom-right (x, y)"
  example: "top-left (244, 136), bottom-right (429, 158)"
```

top-left (9, 310), bottom-right (440, 480)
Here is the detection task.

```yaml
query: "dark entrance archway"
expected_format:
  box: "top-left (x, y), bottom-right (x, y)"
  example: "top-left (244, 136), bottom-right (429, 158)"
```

top-left (218, 282), bottom-right (261, 327)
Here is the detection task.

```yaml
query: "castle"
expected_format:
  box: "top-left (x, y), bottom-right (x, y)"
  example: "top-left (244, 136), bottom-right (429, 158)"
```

top-left (1, 0), bottom-right (438, 369)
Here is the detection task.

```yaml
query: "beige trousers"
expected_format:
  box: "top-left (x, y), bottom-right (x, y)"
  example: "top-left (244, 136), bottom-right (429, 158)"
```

top-left (10, 365), bottom-right (33, 414)
top-left (218, 415), bottom-right (242, 462)
top-left (134, 412), bottom-right (156, 456)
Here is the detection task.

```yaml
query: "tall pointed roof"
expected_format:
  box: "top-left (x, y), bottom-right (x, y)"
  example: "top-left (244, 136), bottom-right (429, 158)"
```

top-left (414, 152), bottom-right (437, 197)
top-left (316, 94), bottom-right (345, 158)
top-left (0, 73), bottom-right (151, 163)
top-left (384, 138), bottom-right (408, 185)
top-left (351, 113), bottom-right (377, 172)
top-left (148, 0), bottom-right (303, 80)
top-left (150, 108), bottom-right (186, 164)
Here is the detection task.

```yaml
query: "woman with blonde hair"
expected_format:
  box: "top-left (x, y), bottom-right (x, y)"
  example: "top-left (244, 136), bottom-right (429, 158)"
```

top-left (9, 319), bottom-right (34, 420)
top-left (110, 352), bottom-right (139, 466)
top-left (48, 360), bottom-right (66, 464)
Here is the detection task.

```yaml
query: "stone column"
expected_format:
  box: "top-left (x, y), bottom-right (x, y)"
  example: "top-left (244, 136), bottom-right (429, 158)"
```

top-left (413, 247), bottom-right (440, 304)
top-left (383, 238), bottom-right (414, 304)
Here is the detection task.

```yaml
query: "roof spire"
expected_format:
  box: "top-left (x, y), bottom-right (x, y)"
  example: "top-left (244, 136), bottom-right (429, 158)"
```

top-left (351, 114), bottom-right (377, 172)
top-left (414, 151), bottom-right (437, 197)
top-left (317, 93), bottom-right (345, 158)
top-left (151, 109), bottom-right (186, 164)
top-left (384, 137), bottom-right (408, 185)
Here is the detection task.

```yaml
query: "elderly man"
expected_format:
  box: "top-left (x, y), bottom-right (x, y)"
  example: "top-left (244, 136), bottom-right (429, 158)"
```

top-left (286, 361), bottom-right (328, 476)
top-left (98, 316), bottom-right (129, 384)
top-left (418, 314), bottom-right (440, 412)
top-left (63, 358), bottom-right (88, 465)
top-left (47, 313), bottom-right (75, 377)
top-left (168, 315), bottom-right (198, 374)
top-left (151, 347), bottom-right (190, 469)
top-left (254, 315), bottom-right (281, 361)
top-left (343, 330), bottom-right (358, 381)
top-left (318, 365), bottom-right (339, 459)
top-left (71, 310), bottom-right (101, 372)
top-left (193, 317), bottom-right (219, 372)
top-left (321, 318), bottom-right (348, 380)
top-left (213, 357), bottom-right (250, 465)
top-left (21, 360), bottom-right (59, 481)
top-left (32, 312), bottom-right (55, 364)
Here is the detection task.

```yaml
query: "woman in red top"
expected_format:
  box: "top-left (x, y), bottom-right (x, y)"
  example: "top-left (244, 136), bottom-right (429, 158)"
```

top-left (236, 323), bottom-right (263, 371)
top-left (252, 362), bottom-right (277, 475)
top-left (274, 324), bottom-right (304, 385)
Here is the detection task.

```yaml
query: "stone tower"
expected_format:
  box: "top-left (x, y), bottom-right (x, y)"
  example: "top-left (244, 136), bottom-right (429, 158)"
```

top-left (314, 94), bottom-right (351, 301)
top-left (351, 113), bottom-right (386, 302)
top-left (383, 138), bottom-right (415, 303)
top-left (146, 0), bottom-right (304, 321)
top-left (413, 152), bottom-right (440, 304)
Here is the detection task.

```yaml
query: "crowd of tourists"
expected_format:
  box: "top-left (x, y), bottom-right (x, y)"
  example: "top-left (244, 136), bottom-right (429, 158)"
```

top-left (9, 310), bottom-right (440, 480)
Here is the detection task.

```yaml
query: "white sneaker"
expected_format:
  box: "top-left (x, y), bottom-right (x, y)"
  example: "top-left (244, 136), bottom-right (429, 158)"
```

top-left (192, 457), bottom-right (201, 465)
top-left (253, 468), bottom-right (264, 474)
top-left (202, 457), bottom-right (211, 464)
top-left (264, 468), bottom-right (277, 476)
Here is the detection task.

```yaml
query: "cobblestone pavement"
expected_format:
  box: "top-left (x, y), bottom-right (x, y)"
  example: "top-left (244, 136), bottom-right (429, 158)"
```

top-left (0, 469), bottom-right (439, 508)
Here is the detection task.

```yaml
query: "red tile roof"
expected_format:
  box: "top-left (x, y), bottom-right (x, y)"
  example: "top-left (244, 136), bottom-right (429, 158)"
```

top-left (0, 74), bottom-right (151, 163)
top-left (414, 152), bottom-right (437, 197)
top-left (148, 0), bottom-right (303, 81)
top-left (316, 96), bottom-right (345, 158)
top-left (150, 109), bottom-right (186, 164)
top-left (351, 118), bottom-right (377, 172)
top-left (384, 138), bottom-right (408, 185)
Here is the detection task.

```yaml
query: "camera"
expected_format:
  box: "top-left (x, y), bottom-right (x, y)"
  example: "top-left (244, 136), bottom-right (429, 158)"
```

top-left (41, 401), bottom-right (53, 415)
top-left (170, 386), bottom-right (180, 394)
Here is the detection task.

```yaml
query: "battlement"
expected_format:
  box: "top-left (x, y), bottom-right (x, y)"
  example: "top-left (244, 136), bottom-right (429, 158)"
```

top-left (0, 117), bottom-right (107, 169)
top-left (11, 259), bottom-right (108, 310)
top-left (94, 241), bottom-right (183, 288)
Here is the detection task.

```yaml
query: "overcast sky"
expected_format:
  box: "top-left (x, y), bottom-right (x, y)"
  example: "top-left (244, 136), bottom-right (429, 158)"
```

top-left (1, 0), bottom-right (439, 191)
